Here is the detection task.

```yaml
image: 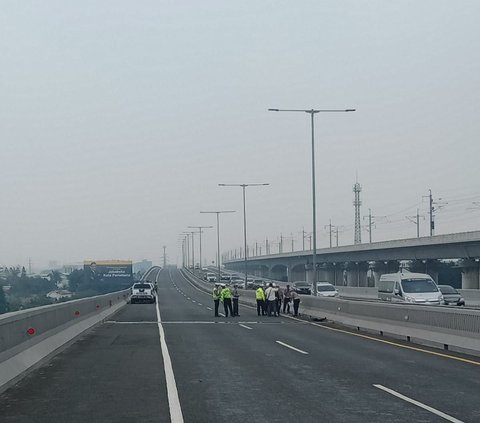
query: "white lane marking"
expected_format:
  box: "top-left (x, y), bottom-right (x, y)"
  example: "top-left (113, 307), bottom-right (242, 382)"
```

top-left (206, 307), bottom-right (213, 310)
top-left (275, 340), bottom-right (309, 355)
top-left (239, 324), bottom-right (253, 330)
top-left (219, 312), bottom-right (225, 317)
top-left (373, 385), bottom-right (464, 423)
top-left (155, 271), bottom-right (184, 423)
top-left (187, 297), bottom-right (191, 300)
top-left (192, 300), bottom-right (196, 303)
top-left (105, 321), bottom-right (157, 324)
top-left (197, 303), bottom-right (203, 306)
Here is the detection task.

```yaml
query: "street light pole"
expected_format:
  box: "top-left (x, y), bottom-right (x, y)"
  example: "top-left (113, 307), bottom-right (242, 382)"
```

top-left (188, 225), bottom-right (213, 272)
top-left (268, 107), bottom-right (355, 296)
top-left (219, 183), bottom-right (269, 289)
top-left (182, 233), bottom-right (190, 269)
top-left (200, 211), bottom-right (236, 285)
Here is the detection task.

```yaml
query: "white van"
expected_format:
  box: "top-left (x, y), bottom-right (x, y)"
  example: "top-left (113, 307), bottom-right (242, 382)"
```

top-left (378, 272), bottom-right (443, 305)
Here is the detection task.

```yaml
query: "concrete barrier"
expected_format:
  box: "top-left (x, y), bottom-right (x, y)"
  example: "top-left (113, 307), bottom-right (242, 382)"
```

top-left (0, 289), bottom-right (130, 392)
top-left (181, 269), bottom-right (480, 356)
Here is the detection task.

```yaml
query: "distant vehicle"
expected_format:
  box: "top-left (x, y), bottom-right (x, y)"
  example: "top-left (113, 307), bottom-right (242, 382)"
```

top-left (252, 279), bottom-right (264, 289)
top-left (437, 285), bottom-right (465, 306)
top-left (293, 281), bottom-right (311, 295)
top-left (206, 273), bottom-right (216, 282)
top-left (315, 282), bottom-right (338, 297)
top-left (131, 282), bottom-right (156, 304)
top-left (220, 275), bottom-right (232, 282)
top-left (231, 277), bottom-right (244, 285)
top-left (378, 273), bottom-right (443, 305)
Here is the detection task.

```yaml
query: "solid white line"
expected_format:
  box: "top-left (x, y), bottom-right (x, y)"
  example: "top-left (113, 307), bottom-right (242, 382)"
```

top-left (275, 340), bottom-right (309, 355)
top-left (155, 271), bottom-right (184, 423)
top-left (239, 324), bottom-right (253, 330)
top-left (105, 321), bottom-right (157, 324)
top-left (373, 384), bottom-right (464, 423)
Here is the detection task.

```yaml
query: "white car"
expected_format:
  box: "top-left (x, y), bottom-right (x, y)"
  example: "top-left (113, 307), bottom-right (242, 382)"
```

top-left (131, 282), bottom-right (156, 304)
top-left (206, 273), bottom-right (217, 282)
top-left (315, 282), bottom-right (338, 297)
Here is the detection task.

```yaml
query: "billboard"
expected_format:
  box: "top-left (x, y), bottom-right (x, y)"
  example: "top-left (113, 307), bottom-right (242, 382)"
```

top-left (83, 260), bottom-right (133, 284)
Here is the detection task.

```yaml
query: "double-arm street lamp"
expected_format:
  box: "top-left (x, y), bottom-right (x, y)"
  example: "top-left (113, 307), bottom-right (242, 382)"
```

top-left (187, 225), bottom-right (213, 272)
top-left (219, 183), bottom-right (269, 289)
top-left (268, 108), bottom-right (355, 296)
top-left (200, 211), bottom-right (236, 285)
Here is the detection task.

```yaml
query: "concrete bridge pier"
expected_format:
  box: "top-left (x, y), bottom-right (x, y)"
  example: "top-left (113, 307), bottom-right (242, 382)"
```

top-left (344, 262), bottom-right (368, 287)
top-left (371, 261), bottom-right (385, 287)
top-left (317, 264), bottom-right (335, 284)
top-left (461, 259), bottom-right (480, 289)
top-left (331, 263), bottom-right (343, 286)
top-left (305, 264), bottom-right (314, 285)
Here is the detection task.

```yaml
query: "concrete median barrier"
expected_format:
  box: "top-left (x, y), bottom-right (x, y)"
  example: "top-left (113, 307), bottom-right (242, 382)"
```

top-left (0, 289), bottom-right (130, 393)
top-left (181, 268), bottom-right (480, 356)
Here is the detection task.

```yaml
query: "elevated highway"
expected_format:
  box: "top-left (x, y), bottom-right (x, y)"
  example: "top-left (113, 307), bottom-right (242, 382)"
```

top-left (224, 231), bottom-right (480, 289)
top-left (1, 267), bottom-right (479, 422)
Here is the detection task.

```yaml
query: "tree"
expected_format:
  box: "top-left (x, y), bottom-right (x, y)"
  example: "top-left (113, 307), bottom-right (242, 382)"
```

top-left (49, 270), bottom-right (63, 287)
top-left (0, 285), bottom-right (8, 314)
top-left (67, 269), bottom-right (84, 292)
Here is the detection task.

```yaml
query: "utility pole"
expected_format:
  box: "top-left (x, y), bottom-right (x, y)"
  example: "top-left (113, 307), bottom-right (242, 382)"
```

top-left (28, 257), bottom-right (32, 275)
top-left (324, 220), bottom-right (333, 248)
top-left (163, 246), bottom-right (167, 267)
top-left (188, 225), bottom-right (213, 271)
top-left (406, 208), bottom-right (424, 238)
top-left (429, 189), bottom-right (434, 236)
top-left (363, 209), bottom-right (386, 243)
top-left (423, 189), bottom-right (447, 236)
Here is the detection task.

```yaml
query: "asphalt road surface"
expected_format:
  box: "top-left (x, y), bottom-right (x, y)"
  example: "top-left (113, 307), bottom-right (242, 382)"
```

top-left (1, 266), bottom-right (479, 422)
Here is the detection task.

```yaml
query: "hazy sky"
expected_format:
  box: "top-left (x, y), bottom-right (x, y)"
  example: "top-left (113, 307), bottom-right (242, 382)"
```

top-left (1, 1), bottom-right (479, 268)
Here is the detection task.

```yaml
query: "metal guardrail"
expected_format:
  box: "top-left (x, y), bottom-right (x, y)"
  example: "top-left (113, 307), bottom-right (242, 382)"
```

top-left (181, 268), bottom-right (480, 355)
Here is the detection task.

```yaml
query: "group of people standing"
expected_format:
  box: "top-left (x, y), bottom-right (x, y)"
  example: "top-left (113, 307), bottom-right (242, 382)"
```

top-left (212, 283), bottom-right (240, 317)
top-left (212, 282), bottom-right (300, 318)
top-left (256, 283), bottom-right (300, 317)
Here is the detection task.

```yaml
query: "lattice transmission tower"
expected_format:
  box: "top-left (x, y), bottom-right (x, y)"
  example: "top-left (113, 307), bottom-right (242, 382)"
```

top-left (353, 181), bottom-right (362, 244)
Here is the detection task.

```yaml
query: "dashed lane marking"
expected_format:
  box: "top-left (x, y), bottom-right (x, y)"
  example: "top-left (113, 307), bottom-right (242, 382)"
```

top-left (206, 307), bottom-right (213, 310)
top-left (239, 324), bottom-right (253, 330)
top-left (373, 384), bottom-right (464, 423)
top-left (276, 340), bottom-right (308, 355)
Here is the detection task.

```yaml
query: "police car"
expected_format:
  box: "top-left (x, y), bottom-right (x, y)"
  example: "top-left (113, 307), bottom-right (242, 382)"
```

top-left (130, 282), bottom-right (156, 304)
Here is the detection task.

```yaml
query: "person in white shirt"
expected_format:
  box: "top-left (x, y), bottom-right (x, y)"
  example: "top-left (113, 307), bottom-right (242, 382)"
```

top-left (264, 283), bottom-right (278, 317)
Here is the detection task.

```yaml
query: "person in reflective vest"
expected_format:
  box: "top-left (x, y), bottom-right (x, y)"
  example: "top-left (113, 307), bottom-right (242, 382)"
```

top-left (212, 283), bottom-right (222, 317)
top-left (255, 286), bottom-right (266, 316)
top-left (220, 284), bottom-right (234, 317)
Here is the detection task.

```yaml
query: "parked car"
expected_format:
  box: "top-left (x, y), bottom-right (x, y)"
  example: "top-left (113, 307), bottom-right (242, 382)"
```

top-left (206, 273), bottom-right (217, 282)
top-left (293, 281), bottom-right (311, 295)
top-left (315, 282), bottom-right (338, 297)
top-left (378, 273), bottom-right (443, 305)
top-left (252, 279), bottom-right (264, 289)
top-left (130, 282), bottom-right (156, 304)
top-left (437, 285), bottom-right (465, 306)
